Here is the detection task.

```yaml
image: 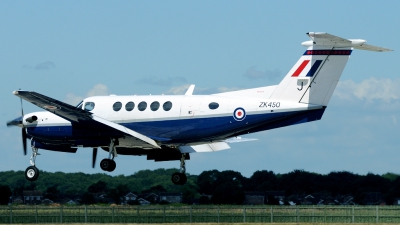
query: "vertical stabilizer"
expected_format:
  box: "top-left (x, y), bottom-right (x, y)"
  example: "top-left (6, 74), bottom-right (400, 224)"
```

top-left (270, 32), bottom-right (392, 106)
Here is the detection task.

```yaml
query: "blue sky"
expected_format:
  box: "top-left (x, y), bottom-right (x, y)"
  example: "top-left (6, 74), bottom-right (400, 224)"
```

top-left (1, 1), bottom-right (399, 178)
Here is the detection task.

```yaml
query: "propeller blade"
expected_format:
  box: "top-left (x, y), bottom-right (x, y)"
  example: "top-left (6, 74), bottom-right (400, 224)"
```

top-left (20, 95), bottom-right (24, 116)
top-left (92, 148), bottom-right (98, 168)
top-left (22, 128), bottom-right (27, 155)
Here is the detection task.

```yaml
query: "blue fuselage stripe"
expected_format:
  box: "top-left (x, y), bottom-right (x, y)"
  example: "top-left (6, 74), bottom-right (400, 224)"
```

top-left (27, 109), bottom-right (325, 146)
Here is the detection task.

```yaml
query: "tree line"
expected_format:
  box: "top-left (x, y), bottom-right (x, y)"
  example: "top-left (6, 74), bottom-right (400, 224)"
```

top-left (0, 168), bottom-right (400, 205)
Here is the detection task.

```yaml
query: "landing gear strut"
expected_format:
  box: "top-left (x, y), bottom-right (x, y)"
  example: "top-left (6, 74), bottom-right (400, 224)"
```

top-left (171, 154), bottom-right (187, 185)
top-left (100, 139), bottom-right (117, 172)
top-left (25, 147), bottom-right (40, 181)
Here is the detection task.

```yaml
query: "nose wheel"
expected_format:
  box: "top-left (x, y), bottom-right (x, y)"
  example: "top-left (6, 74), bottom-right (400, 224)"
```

top-left (25, 147), bottom-right (40, 181)
top-left (25, 166), bottom-right (39, 181)
top-left (171, 154), bottom-right (187, 185)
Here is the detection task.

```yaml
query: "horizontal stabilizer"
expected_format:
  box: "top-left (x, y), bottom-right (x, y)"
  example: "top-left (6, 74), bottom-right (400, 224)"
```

top-left (352, 43), bottom-right (393, 52)
top-left (302, 32), bottom-right (393, 52)
top-left (179, 136), bottom-right (257, 153)
top-left (224, 136), bottom-right (258, 143)
top-left (179, 142), bottom-right (230, 153)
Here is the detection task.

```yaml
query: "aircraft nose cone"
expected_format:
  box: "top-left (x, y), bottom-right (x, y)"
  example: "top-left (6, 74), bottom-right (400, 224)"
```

top-left (6, 116), bottom-right (23, 127)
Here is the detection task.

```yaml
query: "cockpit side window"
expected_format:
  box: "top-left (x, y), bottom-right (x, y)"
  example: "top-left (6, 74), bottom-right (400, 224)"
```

top-left (84, 102), bottom-right (95, 111)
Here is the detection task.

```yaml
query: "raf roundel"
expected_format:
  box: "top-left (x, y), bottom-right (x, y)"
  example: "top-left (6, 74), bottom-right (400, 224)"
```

top-left (233, 107), bottom-right (246, 121)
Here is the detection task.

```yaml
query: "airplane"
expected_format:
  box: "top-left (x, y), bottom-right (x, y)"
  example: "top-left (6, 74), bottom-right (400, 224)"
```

top-left (7, 32), bottom-right (392, 185)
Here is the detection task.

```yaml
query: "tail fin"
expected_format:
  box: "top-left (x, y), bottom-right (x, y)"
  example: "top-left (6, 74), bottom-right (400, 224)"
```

top-left (270, 32), bottom-right (392, 106)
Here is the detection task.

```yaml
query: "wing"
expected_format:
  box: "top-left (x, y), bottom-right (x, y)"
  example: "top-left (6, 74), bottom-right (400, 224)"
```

top-left (13, 90), bottom-right (160, 149)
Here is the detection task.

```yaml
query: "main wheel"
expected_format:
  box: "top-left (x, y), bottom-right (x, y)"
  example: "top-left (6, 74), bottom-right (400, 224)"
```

top-left (25, 166), bottom-right (39, 181)
top-left (100, 159), bottom-right (116, 172)
top-left (100, 159), bottom-right (111, 171)
top-left (171, 172), bottom-right (187, 185)
top-left (108, 160), bottom-right (116, 172)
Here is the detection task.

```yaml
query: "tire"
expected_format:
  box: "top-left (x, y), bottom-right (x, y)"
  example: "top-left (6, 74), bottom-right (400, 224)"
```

top-left (25, 166), bottom-right (39, 181)
top-left (108, 160), bottom-right (116, 172)
top-left (179, 173), bottom-right (187, 185)
top-left (100, 159), bottom-right (111, 171)
top-left (171, 172), bottom-right (187, 185)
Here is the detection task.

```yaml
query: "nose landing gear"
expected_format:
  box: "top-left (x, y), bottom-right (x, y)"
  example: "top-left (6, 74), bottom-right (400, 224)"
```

top-left (24, 147), bottom-right (40, 181)
top-left (25, 166), bottom-right (39, 181)
top-left (171, 154), bottom-right (187, 185)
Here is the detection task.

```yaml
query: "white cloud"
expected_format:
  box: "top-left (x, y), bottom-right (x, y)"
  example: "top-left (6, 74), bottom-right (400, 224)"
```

top-left (335, 78), bottom-right (400, 103)
top-left (164, 84), bottom-right (191, 95)
top-left (137, 76), bottom-right (187, 86)
top-left (64, 84), bottom-right (110, 105)
top-left (216, 87), bottom-right (243, 93)
top-left (65, 93), bottom-right (83, 106)
top-left (86, 84), bottom-right (109, 97)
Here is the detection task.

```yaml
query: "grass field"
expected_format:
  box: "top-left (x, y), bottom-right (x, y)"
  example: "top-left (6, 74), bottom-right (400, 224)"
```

top-left (5, 224), bottom-right (400, 225)
top-left (1, 205), bottom-right (400, 223)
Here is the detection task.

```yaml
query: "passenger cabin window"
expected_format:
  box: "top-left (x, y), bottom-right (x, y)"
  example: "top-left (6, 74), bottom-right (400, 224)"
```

top-left (209, 102), bottom-right (219, 110)
top-left (163, 101), bottom-right (172, 111)
top-left (125, 102), bottom-right (135, 111)
top-left (113, 102), bottom-right (122, 111)
top-left (138, 101), bottom-right (147, 111)
top-left (84, 102), bottom-right (95, 111)
top-left (150, 101), bottom-right (160, 111)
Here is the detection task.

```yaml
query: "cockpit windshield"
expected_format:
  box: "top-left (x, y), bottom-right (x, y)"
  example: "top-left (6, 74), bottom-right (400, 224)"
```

top-left (76, 101), bottom-right (83, 109)
top-left (84, 102), bottom-right (95, 111)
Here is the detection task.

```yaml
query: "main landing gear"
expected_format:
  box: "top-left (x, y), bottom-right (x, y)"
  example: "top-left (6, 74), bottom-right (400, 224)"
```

top-left (100, 139), bottom-right (117, 172)
top-left (25, 147), bottom-right (40, 181)
top-left (171, 154), bottom-right (187, 185)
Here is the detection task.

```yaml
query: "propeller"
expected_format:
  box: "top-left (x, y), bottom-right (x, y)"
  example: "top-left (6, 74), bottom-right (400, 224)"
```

top-left (22, 129), bottom-right (27, 155)
top-left (6, 90), bottom-right (28, 155)
top-left (92, 148), bottom-right (98, 168)
top-left (20, 96), bottom-right (27, 156)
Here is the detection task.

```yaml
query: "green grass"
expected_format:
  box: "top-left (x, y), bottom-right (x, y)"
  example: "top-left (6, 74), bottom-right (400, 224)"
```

top-left (1, 205), bottom-right (400, 223)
